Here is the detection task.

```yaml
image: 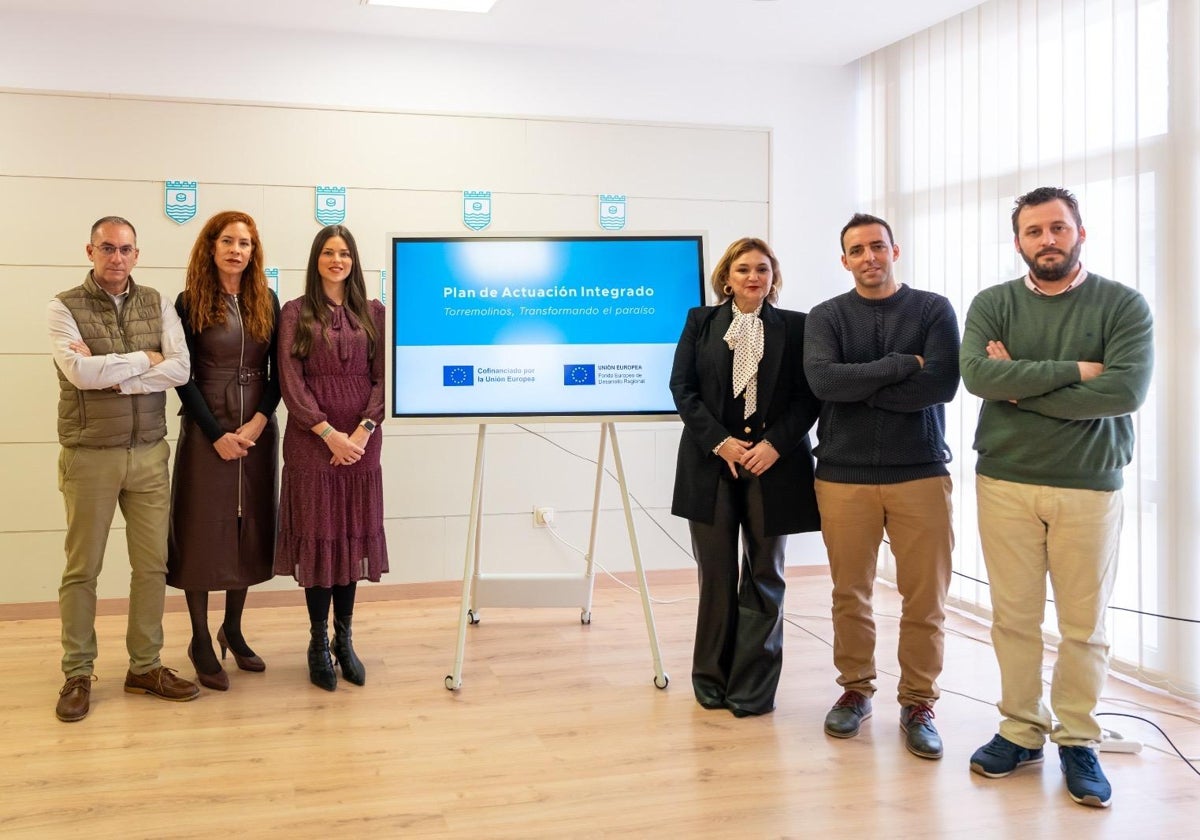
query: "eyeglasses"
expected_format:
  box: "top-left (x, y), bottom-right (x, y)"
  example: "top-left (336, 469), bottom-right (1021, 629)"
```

top-left (92, 244), bottom-right (137, 257)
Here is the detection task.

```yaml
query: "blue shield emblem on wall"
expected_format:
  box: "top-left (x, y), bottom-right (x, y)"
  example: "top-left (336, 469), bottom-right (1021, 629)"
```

top-left (164, 181), bottom-right (197, 224)
top-left (315, 186), bottom-right (347, 225)
top-left (264, 267), bottom-right (279, 295)
top-left (463, 190), bottom-right (492, 231)
top-left (599, 194), bottom-right (626, 231)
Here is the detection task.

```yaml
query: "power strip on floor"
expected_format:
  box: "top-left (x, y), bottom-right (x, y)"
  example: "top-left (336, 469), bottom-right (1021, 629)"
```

top-left (1097, 729), bottom-right (1143, 754)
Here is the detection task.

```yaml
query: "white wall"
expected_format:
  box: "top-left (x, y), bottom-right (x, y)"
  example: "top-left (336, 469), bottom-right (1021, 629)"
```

top-left (0, 11), bottom-right (858, 604)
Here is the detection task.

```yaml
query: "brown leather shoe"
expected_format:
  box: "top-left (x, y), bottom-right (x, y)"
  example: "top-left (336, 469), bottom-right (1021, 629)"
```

top-left (123, 666), bottom-right (200, 702)
top-left (56, 674), bottom-right (94, 722)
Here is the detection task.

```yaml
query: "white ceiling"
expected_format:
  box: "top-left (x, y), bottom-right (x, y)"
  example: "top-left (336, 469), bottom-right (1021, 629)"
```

top-left (0, 0), bottom-right (984, 66)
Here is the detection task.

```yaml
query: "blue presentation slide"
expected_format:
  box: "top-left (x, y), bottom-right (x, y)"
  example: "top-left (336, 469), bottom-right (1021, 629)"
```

top-left (391, 236), bottom-right (704, 418)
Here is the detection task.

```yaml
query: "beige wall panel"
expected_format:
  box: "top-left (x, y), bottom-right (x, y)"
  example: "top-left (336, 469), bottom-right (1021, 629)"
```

top-left (308, 110), bottom-right (530, 192)
top-left (367, 192), bottom-right (768, 247)
top-left (261, 186), bottom-right (449, 273)
top-left (2, 357), bottom-right (63, 444)
top-left (382, 431), bottom-right (484, 519)
top-left (0, 531), bottom-right (147, 603)
top-left (3, 530), bottom-right (418, 606)
top-left (0, 443), bottom-right (70, 533)
top-left (243, 573), bottom-right (305, 595)
top-left (271, 268), bottom-right (307, 305)
top-left (0, 533), bottom-right (67, 603)
top-left (261, 186), bottom-right (344, 270)
top-left (478, 430), bottom-right (602, 515)
top-left (0, 93), bottom-right (531, 191)
top-left (256, 188), bottom-right (676, 274)
top-left (0, 176), bottom-right (158, 267)
top-left (2, 93), bottom-right (763, 202)
top-left (522, 121), bottom-right (768, 201)
top-left (440, 507), bottom-right (690, 578)
top-left (1, 176), bottom-right (764, 304)
top-left (613, 197), bottom-right (770, 273)
top-left (440, 515), bottom-right (472, 582)
top-left (256, 187), bottom-right (453, 274)
top-left (382, 516), bottom-right (452, 584)
top-left (583, 426), bottom-right (667, 508)
top-left (0, 266), bottom-right (185, 354)
top-left (477, 426), bottom-right (668, 515)
top-left (0, 177), bottom-right (270, 271)
top-left (609, 507), bottom-right (696, 572)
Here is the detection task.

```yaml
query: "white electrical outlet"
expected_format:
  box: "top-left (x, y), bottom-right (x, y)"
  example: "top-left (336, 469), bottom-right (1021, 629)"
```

top-left (533, 506), bottom-right (555, 527)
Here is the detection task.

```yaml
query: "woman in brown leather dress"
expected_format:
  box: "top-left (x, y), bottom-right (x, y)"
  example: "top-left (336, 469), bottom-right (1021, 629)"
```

top-left (168, 211), bottom-right (280, 690)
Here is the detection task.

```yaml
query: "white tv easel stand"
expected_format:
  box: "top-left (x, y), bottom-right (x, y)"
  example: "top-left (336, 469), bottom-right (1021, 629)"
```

top-left (444, 422), bottom-right (670, 691)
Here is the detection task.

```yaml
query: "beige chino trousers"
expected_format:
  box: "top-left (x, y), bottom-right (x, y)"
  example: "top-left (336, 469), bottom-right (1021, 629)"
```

top-left (815, 475), bottom-right (954, 708)
top-left (58, 440), bottom-right (170, 677)
top-left (976, 474), bottom-right (1121, 747)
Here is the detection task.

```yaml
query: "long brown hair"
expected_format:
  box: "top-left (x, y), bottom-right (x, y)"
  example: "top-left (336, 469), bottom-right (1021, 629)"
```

top-left (291, 225), bottom-right (378, 360)
top-left (182, 211), bottom-right (274, 342)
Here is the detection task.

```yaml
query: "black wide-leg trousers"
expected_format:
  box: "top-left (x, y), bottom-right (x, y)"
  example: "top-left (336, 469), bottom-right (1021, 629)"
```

top-left (688, 468), bottom-right (787, 716)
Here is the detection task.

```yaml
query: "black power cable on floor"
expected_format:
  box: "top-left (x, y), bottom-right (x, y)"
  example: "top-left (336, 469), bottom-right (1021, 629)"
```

top-left (1096, 712), bottom-right (1200, 777)
top-left (950, 569), bottom-right (1200, 625)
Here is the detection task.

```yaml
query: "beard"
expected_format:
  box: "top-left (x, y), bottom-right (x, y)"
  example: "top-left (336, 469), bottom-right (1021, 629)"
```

top-left (1021, 239), bottom-right (1083, 282)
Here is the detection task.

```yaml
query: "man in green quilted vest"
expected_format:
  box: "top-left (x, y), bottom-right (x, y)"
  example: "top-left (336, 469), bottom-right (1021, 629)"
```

top-left (48, 216), bottom-right (199, 722)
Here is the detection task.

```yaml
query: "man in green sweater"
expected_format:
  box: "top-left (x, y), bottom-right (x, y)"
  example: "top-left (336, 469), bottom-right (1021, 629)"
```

top-left (961, 187), bottom-right (1153, 808)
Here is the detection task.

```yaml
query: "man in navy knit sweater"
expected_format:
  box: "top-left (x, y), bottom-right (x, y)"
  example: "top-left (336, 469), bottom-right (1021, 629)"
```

top-left (803, 213), bottom-right (960, 760)
top-left (961, 187), bottom-right (1153, 808)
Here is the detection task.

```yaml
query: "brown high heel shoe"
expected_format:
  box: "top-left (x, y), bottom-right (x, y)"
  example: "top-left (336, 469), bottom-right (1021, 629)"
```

top-left (188, 641), bottom-right (229, 691)
top-left (218, 625), bottom-right (266, 672)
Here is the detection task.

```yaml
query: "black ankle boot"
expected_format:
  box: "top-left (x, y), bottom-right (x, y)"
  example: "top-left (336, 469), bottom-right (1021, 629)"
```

top-left (331, 615), bottom-right (366, 686)
top-left (307, 620), bottom-right (337, 691)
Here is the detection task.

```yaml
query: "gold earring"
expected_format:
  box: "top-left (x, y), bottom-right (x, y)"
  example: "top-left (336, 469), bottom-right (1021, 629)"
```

top-left (723, 284), bottom-right (733, 296)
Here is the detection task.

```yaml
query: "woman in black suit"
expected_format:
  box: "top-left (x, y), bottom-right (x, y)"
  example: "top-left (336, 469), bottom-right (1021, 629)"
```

top-left (670, 237), bottom-right (821, 717)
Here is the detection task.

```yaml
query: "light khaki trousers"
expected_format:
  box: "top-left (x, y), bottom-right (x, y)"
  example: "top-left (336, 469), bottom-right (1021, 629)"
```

top-left (976, 474), bottom-right (1122, 747)
top-left (815, 476), bottom-right (954, 708)
top-left (58, 440), bottom-right (170, 677)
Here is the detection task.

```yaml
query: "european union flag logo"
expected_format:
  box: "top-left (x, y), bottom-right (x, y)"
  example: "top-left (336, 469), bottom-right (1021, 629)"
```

top-left (564, 364), bottom-right (596, 386)
top-left (443, 365), bottom-right (474, 386)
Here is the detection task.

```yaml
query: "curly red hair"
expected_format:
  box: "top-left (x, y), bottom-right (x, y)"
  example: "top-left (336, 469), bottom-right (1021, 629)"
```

top-left (182, 211), bottom-right (274, 342)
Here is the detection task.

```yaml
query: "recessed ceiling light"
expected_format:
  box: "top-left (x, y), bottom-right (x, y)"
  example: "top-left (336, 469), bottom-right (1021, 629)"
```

top-left (360, 0), bottom-right (500, 11)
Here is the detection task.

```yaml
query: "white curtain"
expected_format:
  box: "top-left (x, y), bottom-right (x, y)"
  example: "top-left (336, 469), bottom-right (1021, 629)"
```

top-left (856, 0), bottom-right (1200, 699)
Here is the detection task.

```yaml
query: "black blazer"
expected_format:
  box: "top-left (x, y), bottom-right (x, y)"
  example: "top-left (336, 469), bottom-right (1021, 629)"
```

top-left (669, 300), bottom-right (821, 537)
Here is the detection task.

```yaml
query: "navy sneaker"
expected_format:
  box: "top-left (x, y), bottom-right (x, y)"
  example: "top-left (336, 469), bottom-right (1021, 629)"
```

top-left (900, 704), bottom-right (943, 759)
top-left (1059, 745), bottom-right (1112, 808)
top-left (823, 690), bottom-right (872, 738)
top-left (969, 734), bottom-right (1044, 778)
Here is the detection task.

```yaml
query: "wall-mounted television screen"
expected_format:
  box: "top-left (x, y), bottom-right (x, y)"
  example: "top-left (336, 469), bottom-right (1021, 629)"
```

top-left (389, 233), bottom-right (707, 422)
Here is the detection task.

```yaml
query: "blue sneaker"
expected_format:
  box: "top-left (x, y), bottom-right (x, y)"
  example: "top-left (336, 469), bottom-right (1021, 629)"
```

top-left (1059, 745), bottom-right (1112, 808)
top-left (969, 734), bottom-right (1044, 778)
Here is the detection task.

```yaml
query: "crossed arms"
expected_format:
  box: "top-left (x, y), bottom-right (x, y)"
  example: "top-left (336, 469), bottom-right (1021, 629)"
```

top-left (959, 291), bottom-right (1153, 420)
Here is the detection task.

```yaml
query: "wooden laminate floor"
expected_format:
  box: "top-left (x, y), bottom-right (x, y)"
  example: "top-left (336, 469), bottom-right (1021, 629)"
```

top-left (1, 568), bottom-right (1197, 839)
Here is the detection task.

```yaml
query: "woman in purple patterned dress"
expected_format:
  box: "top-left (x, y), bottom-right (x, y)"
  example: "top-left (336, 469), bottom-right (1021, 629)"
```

top-left (275, 225), bottom-right (388, 691)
